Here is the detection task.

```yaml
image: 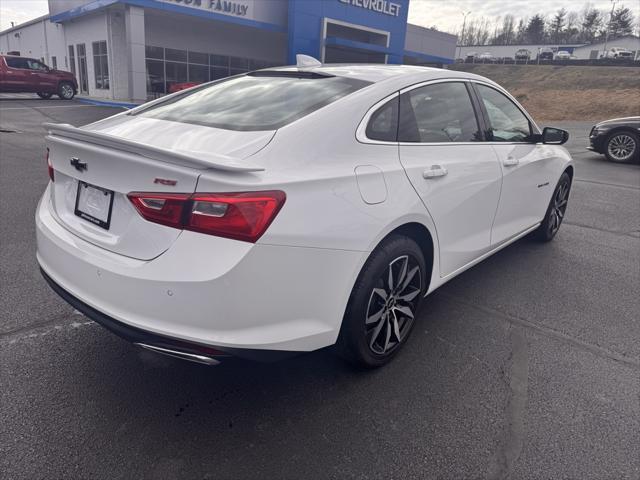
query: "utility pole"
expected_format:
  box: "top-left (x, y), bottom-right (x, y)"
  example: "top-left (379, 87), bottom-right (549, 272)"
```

top-left (603, 0), bottom-right (616, 57)
top-left (458, 11), bottom-right (471, 60)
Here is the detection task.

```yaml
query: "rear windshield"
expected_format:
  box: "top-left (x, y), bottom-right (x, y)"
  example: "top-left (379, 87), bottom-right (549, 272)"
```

top-left (132, 73), bottom-right (371, 131)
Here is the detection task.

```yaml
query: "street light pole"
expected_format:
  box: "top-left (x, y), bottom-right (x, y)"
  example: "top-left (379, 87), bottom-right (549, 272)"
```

top-left (603, 0), bottom-right (616, 57)
top-left (458, 11), bottom-right (471, 60)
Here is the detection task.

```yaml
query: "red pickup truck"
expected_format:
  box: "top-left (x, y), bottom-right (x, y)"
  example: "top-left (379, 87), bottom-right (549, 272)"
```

top-left (0, 55), bottom-right (78, 99)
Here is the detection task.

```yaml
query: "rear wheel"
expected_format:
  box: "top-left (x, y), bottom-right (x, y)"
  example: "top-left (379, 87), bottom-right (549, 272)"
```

top-left (57, 82), bottom-right (75, 100)
top-left (604, 131), bottom-right (638, 163)
top-left (336, 234), bottom-right (426, 368)
top-left (532, 172), bottom-right (571, 242)
top-left (37, 92), bottom-right (53, 99)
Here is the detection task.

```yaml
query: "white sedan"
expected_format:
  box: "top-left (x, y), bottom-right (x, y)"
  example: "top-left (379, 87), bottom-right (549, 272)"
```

top-left (37, 57), bottom-right (574, 367)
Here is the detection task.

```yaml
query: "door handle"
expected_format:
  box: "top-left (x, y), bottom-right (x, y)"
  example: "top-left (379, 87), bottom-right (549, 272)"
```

top-left (423, 165), bottom-right (448, 179)
top-left (503, 156), bottom-right (519, 166)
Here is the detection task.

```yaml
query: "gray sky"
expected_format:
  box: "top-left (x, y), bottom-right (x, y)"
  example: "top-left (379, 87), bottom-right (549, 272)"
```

top-left (0, 0), bottom-right (631, 33)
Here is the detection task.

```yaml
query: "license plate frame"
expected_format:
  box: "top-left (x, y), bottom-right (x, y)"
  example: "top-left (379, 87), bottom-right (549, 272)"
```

top-left (74, 181), bottom-right (114, 230)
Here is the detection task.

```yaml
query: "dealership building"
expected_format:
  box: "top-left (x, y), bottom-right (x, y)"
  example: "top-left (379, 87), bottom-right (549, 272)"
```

top-left (0, 0), bottom-right (456, 102)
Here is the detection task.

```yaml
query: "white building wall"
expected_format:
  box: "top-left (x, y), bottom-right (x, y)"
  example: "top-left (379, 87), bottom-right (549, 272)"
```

top-left (572, 37), bottom-right (640, 60)
top-left (0, 17), bottom-right (67, 70)
top-left (404, 24), bottom-right (456, 60)
top-left (62, 12), bottom-right (111, 98)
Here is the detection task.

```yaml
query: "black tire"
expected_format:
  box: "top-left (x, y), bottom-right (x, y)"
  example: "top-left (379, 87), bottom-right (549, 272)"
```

top-left (604, 130), bottom-right (639, 163)
top-left (37, 92), bottom-right (53, 99)
top-left (57, 82), bottom-right (75, 100)
top-left (532, 172), bottom-right (571, 242)
top-left (336, 234), bottom-right (427, 368)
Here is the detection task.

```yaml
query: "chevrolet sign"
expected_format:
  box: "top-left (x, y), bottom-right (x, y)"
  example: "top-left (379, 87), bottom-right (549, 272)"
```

top-left (338, 0), bottom-right (402, 17)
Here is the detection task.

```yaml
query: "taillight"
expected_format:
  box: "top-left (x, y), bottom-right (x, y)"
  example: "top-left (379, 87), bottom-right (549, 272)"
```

top-left (46, 148), bottom-right (54, 182)
top-left (127, 191), bottom-right (286, 243)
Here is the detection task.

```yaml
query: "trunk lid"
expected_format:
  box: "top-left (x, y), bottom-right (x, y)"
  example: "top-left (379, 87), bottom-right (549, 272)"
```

top-left (44, 117), bottom-right (273, 260)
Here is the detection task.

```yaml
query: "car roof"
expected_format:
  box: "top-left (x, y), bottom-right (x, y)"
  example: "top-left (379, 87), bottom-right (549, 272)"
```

top-left (263, 64), bottom-right (486, 84)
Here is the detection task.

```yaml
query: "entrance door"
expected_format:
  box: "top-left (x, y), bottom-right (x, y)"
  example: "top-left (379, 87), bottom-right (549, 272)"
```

top-left (76, 43), bottom-right (88, 94)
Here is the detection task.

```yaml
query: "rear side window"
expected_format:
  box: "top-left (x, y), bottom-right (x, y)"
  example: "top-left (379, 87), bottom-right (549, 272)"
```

top-left (5, 57), bottom-right (29, 69)
top-left (365, 96), bottom-right (398, 142)
top-left (133, 73), bottom-right (370, 131)
top-left (398, 82), bottom-right (481, 143)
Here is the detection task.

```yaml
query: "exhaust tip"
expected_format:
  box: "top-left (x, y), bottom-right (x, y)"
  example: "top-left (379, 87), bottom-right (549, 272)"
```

top-left (134, 343), bottom-right (221, 366)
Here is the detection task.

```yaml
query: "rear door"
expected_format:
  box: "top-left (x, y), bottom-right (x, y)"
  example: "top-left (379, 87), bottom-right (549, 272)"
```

top-left (472, 83), bottom-right (555, 246)
top-left (398, 81), bottom-right (502, 277)
top-left (2, 57), bottom-right (34, 92)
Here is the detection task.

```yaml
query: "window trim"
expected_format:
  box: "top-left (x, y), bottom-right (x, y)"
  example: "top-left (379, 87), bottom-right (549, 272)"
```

top-left (356, 92), bottom-right (399, 145)
top-left (356, 78), bottom-right (542, 146)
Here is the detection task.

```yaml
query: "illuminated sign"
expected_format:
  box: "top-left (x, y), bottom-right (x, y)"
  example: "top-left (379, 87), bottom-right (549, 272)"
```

top-left (338, 0), bottom-right (402, 17)
top-left (160, 0), bottom-right (249, 17)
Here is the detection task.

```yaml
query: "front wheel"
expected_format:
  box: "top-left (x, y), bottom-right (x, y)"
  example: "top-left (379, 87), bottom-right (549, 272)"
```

top-left (604, 131), bottom-right (639, 163)
top-left (336, 235), bottom-right (426, 368)
top-left (532, 172), bottom-right (571, 242)
top-left (37, 92), bottom-right (53, 99)
top-left (57, 82), bottom-right (75, 100)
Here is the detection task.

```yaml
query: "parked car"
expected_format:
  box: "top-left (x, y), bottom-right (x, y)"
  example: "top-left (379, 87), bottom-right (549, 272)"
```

top-left (465, 51), bottom-right (479, 62)
top-left (515, 49), bottom-right (531, 61)
top-left (168, 81), bottom-right (202, 93)
top-left (478, 52), bottom-right (494, 62)
top-left (555, 50), bottom-right (571, 60)
top-left (538, 47), bottom-right (554, 61)
top-left (588, 117), bottom-right (640, 163)
top-left (604, 47), bottom-right (634, 59)
top-left (37, 57), bottom-right (574, 368)
top-left (0, 55), bottom-right (77, 99)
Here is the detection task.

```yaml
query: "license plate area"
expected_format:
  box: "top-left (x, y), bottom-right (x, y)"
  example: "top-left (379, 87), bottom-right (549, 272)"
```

top-left (74, 181), bottom-right (114, 230)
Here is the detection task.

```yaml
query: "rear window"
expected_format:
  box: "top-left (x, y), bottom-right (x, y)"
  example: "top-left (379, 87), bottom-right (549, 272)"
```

top-left (132, 73), bottom-right (370, 131)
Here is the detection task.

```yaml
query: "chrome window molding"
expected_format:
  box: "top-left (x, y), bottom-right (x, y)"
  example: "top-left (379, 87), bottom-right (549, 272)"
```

top-left (356, 78), bottom-right (542, 146)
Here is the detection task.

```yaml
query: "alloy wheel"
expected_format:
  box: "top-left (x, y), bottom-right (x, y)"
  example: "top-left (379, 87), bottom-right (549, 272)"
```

top-left (607, 134), bottom-right (636, 162)
top-left (365, 255), bottom-right (422, 356)
top-left (548, 178), bottom-right (570, 236)
top-left (60, 84), bottom-right (74, 99)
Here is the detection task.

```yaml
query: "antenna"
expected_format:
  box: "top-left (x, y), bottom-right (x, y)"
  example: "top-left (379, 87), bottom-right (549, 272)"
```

top-left (296, 54), bottom-right (321, 68)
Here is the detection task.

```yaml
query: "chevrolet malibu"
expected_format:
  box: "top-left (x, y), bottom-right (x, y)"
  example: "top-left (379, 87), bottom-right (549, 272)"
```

top-left (37, 58), bottom-right (574, 368)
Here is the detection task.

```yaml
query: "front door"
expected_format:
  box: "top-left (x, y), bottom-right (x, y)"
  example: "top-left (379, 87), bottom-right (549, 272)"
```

top-left (26, 58), bottom-right (57, 93)
top-left (398, 81), bottom-right (502, 277)
top-left (472, 83), bottom-right (555, 246)
top-left (76, 44), bottom-right (88, 94)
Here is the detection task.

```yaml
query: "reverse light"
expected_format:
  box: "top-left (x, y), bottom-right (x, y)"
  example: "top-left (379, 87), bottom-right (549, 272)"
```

top-left (127, 191), bottom-right (286, 243)
top-left (46, 148), bottom-right (54, 182)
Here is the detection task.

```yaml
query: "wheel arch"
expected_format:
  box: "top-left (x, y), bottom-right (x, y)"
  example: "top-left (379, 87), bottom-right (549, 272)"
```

top-left (374, 222), bottom-right (435, 293)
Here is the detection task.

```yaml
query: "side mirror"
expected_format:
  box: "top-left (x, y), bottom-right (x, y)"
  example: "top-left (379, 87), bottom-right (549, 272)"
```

top-left (542, 127), bottom-right (569, 145)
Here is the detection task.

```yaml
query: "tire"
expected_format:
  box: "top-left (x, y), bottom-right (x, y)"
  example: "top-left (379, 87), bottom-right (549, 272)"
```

top-left (604, 130), bottom-right (639, 163)
top-left (37, 92), bottom-right (53, 99)
top-left (57, 82), bottom-right (75, 100)
top-left (532, 172), bottom-right (571, 242)
top-left (336, 234), bottom-right (427, 368)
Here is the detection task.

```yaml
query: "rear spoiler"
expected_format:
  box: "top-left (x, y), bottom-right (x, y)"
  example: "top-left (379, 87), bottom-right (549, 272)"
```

top-left (42, 123), bottom-right (265, 173)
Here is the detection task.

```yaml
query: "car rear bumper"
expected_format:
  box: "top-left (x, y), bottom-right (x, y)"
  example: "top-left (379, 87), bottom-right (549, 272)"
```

top-left (36, 186), bottom-right (365, 354)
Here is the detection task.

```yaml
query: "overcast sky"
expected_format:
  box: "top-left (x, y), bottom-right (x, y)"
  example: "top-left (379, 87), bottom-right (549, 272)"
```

top-left (0, 0), bottom-right (631, 33)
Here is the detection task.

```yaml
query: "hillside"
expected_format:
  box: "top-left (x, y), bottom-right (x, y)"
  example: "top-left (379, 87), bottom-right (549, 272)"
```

top-left (448, 64), bottom-right (640, 122)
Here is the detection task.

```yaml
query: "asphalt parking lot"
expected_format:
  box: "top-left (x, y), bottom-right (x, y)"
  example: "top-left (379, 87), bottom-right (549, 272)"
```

top-left (1, 97), bottom-right (639, 480)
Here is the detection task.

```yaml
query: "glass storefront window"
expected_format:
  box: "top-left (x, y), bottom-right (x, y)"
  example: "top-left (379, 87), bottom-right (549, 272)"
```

top-left (189, 64), bottom-right (209, 84)
top-left (145, 46), bottom-right (164, 59)
top-left (165, 48), bottom-right (188, 62)
top-left (145, 45), bottom-right (281, 99)
top-left (146, 59), bottom-right (165, 96)
top-left (188, 51), bottom-right (208, 65)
